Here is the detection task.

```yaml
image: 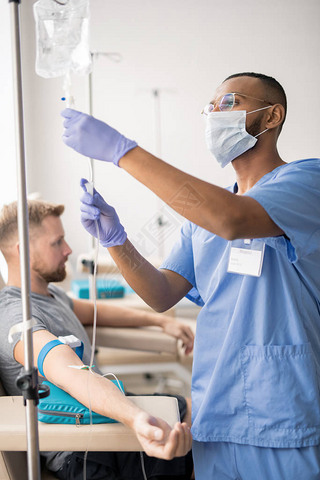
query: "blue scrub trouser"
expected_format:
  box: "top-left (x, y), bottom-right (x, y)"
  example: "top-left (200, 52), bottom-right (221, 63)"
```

top-left (192, 441), bottom-right (320, 480)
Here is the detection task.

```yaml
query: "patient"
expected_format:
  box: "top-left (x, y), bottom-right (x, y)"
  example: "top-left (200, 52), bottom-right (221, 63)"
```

top-left (0, 200), bottom-right (194, 480)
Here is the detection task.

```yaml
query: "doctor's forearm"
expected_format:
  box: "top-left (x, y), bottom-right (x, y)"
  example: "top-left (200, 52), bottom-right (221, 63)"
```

top-left (119, 147), bottom-right (238, 238)
top-left (108, 240), bottom-right (181, 312)
top-left (119, 147), bottom-right (282, 239)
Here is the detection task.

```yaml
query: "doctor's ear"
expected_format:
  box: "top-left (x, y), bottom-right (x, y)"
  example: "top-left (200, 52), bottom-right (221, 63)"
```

top-left (265, 104), bottom-right (286, 131)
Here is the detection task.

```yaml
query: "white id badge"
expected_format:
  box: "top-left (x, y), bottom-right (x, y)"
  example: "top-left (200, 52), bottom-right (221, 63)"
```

top-left (227, 239), bottom-right (265, 277)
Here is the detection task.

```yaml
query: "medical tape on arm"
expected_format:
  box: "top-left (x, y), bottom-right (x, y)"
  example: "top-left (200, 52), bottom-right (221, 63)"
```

top-left (58, 335), bottom-right (84, 360)
top-left (8, 318), bottom-right (38, 344)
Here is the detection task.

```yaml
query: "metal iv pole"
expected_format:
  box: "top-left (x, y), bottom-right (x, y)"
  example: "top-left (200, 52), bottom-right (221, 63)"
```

top-left (9, 1), bottom-right (41, 478)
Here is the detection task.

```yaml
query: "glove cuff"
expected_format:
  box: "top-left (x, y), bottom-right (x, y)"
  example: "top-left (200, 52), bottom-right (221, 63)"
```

top-left (113, 137), bottom-right (138, 167)
top-left (100, 230), bottom-right (127, 248)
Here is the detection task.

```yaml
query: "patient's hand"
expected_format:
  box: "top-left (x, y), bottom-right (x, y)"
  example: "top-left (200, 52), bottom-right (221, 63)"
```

top-left (162, 319), bottom-right (194, 355)
top-left (133, 411), bottom-right (192, 460)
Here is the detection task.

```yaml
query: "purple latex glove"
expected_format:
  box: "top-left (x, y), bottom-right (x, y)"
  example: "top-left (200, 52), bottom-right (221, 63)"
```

top-left (80, 178), bottom-right (127, 247)
top-left (61, 108), bottom-right (138, 166)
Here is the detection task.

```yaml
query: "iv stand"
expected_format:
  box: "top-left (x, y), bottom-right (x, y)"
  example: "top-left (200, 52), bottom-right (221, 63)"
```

top-left (9, 1), bottom-right (41, 478)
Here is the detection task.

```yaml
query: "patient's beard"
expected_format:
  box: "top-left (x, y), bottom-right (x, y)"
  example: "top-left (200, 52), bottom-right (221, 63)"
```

top-left (32, 261), bottom-right (67, 284)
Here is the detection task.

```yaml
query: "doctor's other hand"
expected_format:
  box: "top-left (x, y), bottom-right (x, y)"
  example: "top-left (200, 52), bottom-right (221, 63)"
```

top-left (133, 411), bottom-right (192, 460)
top-left (80, 178), bottom-right (127, 248)
top-left (61, 108), bottom-right (138, 166)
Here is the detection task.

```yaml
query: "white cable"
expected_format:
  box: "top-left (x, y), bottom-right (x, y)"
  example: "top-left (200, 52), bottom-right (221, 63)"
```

top-left (88, 226), bottom-right (99, 369)
top-left (94, 371), bottom-right (125, 394)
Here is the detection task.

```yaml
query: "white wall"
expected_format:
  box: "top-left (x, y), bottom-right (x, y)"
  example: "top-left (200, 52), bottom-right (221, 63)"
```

top-left (1, 0), bottom-right (320, 275)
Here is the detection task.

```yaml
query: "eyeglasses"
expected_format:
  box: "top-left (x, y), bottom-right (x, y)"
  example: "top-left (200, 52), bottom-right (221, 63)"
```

top-left (201, 92), bottom-right (273, 114)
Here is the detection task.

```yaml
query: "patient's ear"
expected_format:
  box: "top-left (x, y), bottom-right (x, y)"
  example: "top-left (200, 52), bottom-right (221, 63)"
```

top-left (2, 242), bottom-right (20, 260)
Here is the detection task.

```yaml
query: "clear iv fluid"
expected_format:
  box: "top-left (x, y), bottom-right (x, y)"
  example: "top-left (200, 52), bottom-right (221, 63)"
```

top-left (34, 0), bottom-right (92, 78)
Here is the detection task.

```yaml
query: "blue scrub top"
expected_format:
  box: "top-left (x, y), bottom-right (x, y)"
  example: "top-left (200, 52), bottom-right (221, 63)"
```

top-left (161, 159), bottom-right (320, 448)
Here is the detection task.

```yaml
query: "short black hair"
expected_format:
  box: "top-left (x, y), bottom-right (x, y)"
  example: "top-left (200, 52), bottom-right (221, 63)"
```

top-left (224, 72), bottom-right (287, 130)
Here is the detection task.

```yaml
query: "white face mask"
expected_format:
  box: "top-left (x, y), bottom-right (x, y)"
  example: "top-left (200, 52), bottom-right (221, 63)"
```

top-left (205, 108), bottom-right (270, 168)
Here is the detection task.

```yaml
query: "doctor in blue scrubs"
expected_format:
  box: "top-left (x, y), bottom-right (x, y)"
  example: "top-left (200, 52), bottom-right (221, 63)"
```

top-left (62, 72), bottom-right (320, 479)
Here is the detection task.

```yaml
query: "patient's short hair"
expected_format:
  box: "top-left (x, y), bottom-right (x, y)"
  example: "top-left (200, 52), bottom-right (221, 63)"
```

top-left (0, 200), bottom-right (64, 251)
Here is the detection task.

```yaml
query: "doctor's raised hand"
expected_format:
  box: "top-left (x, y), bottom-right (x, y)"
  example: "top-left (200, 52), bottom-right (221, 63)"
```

top-left (61, 108), bottom-right (138, 165)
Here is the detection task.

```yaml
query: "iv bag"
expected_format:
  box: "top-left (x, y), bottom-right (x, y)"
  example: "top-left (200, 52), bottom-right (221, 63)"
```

top-left (34, 0), bottom-right (92, 78)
